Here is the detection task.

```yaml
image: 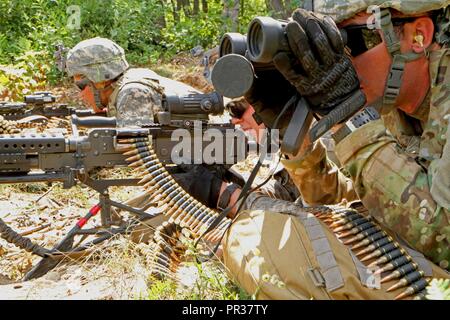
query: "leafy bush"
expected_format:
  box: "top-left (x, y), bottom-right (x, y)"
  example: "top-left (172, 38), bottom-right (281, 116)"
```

top-left (0, 0), bottom-right (272, 98)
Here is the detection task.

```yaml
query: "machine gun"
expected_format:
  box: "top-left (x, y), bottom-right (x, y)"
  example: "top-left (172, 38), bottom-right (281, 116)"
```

top-left (0, 91), bottom-right (98, 121)
top-left (0, 91), bottom-right (248, 280)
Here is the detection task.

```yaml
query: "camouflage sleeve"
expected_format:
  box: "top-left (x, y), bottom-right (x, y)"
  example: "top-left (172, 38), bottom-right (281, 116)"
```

top-left (114, 83), bottom-right (163, 127)
top-left (281, 140), bottom-right (358, 205)
top-left (335, 120), bottom-right (450, 270)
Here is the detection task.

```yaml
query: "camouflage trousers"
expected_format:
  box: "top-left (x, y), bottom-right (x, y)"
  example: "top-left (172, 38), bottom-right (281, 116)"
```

top-left (223, 195), bottom-right (450, 300)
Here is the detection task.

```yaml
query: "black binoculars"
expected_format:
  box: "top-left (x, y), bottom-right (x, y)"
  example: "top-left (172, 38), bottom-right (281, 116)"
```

top-left (212, 16), bottom-right (347, 98)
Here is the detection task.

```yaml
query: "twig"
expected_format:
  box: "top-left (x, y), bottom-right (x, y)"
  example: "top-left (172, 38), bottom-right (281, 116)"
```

top-left (35, 185), bottom-right (55, 203)
top-left (19, 223), bottom-right (51, 237)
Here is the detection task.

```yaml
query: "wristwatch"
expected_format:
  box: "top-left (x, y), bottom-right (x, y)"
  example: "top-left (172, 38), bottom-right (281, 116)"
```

top-left (331, 107), bottom-right (380, 144)
top-left (217, 183), bottom-right (240, 210)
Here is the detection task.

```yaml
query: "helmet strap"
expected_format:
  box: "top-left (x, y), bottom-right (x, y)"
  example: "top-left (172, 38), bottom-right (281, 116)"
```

top-left (89, 84), bottom-right (104, 110)
top-left (373, 8), bottom-right (427, 110)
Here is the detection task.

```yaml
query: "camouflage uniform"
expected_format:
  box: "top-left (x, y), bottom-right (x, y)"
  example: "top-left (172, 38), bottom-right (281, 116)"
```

top-left (107, 68), bottom-right (164, 127)
top-left (221, 0), bottom-right (450, 300)
top-left (281, 4), bottom-right (450, 271)
top-left (66, 38), bottom-right (165, 127)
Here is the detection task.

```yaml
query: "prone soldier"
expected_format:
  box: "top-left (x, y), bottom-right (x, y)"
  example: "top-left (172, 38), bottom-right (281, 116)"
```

top-left (185, 0), bottom-right (450, 299)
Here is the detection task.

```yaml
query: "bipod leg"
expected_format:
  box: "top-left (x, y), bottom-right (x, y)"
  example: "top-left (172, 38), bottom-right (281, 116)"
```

top-left (100, 193), bottom-right (112, 227)
top-left (23, 204), bottom-right (102, 281)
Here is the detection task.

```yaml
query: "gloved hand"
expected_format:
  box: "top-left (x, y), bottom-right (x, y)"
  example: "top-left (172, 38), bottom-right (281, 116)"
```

top-left (244, 68), bottom-right (297, 131)
top-left (273, 8), bottom-right (361, 116)
top-left (171, 164), bottom-right (223, 208)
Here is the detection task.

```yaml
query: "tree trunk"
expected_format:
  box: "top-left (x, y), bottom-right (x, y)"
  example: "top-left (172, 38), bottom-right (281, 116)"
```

top-left (172, 0), bottom-right (180, 22)
top-left (201, 0), bottom-right (208, 13)
top-left (182, 0), bottom-right (192, 17)
top-left (193, 0), bottom-right (199, 15)
top-left (223, 0), bottom-right (240, 31)
top-left (156, 0), bottom-right (166, 28)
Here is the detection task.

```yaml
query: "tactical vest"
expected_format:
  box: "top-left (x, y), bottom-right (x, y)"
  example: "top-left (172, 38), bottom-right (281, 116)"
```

top-left (107, 68), bottom-right (164, 118)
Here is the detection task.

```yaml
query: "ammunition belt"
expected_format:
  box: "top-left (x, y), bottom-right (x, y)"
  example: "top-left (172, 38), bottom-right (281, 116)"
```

top-left (139, 220), bottom-right (195, 279)
top-left (306, 205), bottom-right (429, 300)
top-left (0, 116), bottom-right (20, 134)
top-left (118, 136), bottom-right (232, 273)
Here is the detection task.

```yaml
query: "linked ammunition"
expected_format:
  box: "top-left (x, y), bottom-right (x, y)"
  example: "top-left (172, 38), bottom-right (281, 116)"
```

top-left (351, 231), bottom-right (387, 250)
top-left (369, 248), bottom-right (406, 267)
top-left (333, 217), bottom-right (370, 233)
top-left (355, 236), bottom-right (392, 257)
top-left (387, 270), bottom-right (424, 292)
top-left (343, 226), bottom-right (381, 245)
top-left (337, 221), bottom-right (376, 238)
top-left (360, 242), bottom-right (399, 262)
top-left (394, 278), bottom-right (429, 300)
top-left (373, 255), bottom-right (411, 275)
top-left (330, 213), bottom-right (365, 227)
top-left (380, 262), bottom-right (418, 283)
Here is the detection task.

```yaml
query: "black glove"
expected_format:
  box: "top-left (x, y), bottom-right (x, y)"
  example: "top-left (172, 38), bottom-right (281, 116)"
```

top-left (244, 68), bottom-right (297, 132)
top-left (273, 9), bottom-right (361, 116)
top-left (171, 164), bottom-right (223, 208)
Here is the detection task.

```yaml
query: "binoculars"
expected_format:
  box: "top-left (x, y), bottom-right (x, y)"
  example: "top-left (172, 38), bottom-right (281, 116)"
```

top-left (212, 16), bottom-right (347, 98)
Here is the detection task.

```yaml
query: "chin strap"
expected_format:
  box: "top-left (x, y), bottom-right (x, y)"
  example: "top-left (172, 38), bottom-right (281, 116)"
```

top-left (373, 9), bottom-right (428, 110)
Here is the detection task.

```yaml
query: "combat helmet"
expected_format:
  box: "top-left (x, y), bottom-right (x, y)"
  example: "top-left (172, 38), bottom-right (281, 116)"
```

top-left (304, 0), bottom-right (449, 108)
top-left (66, 37), bottom-right (129, 83)
top-left (303, 0), bottom-right (449, 24)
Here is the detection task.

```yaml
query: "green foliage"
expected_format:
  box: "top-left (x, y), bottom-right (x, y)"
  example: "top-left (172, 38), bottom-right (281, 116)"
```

top-left (425, 278), bottom-right (450, 300)
top-left (0, 0), bottom-right (272, 98)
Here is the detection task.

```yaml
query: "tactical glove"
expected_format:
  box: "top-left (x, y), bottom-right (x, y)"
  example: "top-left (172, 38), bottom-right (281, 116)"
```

top-left (171, 164), bottom-right (223, 208)
top-left (273, 9), bottom-right (361, 116)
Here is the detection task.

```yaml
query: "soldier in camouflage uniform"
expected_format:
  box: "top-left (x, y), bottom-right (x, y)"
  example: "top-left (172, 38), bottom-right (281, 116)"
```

top-left (65, 37), bottom-right (199, 127)
top-left (218, 0), bottom-right (450, 299)
top-left (65, 37), bottom-right (204, 212)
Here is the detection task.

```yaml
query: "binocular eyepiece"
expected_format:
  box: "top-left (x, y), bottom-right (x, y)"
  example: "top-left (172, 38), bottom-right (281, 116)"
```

top-left (213, 16), bottom-right (347, 98)
top-left (218, 17), bottom-right (289, 64)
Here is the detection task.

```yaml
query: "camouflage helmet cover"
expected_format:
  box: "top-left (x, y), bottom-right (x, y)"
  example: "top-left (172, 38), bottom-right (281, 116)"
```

top-left (307, 0), bottom-right (449, 23)
top-left (66, 37), bottom-right (129, 83)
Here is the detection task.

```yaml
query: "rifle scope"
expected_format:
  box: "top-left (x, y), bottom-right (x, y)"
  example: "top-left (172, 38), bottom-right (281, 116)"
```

top-left (24, 92), bottom-right (57, 105)
top-left (163, 91), bottom-right (224, 115)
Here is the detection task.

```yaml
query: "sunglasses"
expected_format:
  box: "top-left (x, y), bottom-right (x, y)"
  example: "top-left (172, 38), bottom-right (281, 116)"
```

top-left (74, 78), bottom-right (91, 91)
top-left (226, 100), bottom-right (247, 119)
top-left (343, 25), bottom-right (383, 57)
top-left (343, 18), bottom-right (417, 57)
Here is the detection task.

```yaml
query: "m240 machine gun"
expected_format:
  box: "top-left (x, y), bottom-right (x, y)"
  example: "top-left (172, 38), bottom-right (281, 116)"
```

top-left (0, 91), bottom-right (247, 280)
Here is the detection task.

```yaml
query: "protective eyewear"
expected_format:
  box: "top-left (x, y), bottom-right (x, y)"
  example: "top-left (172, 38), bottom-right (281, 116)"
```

top-left (342, 24), bottom-right (383, 57)
top-left (226, 101), bottom-right (247, 119)
top-left (343, 18), bottom-right (417, 57)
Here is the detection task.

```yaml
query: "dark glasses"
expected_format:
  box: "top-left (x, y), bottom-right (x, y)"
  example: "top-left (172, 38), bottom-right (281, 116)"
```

top-left (74, 78), bottom-right (91, 91)
top-left (342, 24), bottom-right (383, 57)
top-left (226, 100), bottom-right (247, 119)
top-left (343, 17), bottom-right (417, 57)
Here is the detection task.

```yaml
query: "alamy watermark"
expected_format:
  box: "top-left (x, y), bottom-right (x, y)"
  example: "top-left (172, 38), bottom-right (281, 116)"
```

top-left (67, 5), bottom-right (81, 30)
top-left (169, 121), bottom-right (280, 165)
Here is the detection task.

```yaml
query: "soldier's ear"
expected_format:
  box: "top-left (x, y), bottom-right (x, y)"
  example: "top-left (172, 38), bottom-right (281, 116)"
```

top-left (407, 17), bottom-right (434, 54)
